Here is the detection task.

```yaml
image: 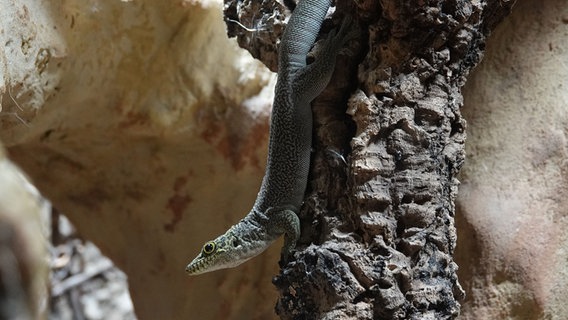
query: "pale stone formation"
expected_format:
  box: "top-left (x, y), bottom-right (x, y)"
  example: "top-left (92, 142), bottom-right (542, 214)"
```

top-left (456, 0), bottom-right (568, 318)
top-left (1, 0), bottom-right (280, 319)
top-left (0, 145), bottom-right (47, 319)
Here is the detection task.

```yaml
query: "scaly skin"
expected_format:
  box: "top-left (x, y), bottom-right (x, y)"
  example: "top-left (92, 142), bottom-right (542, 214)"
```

top-left (186, 0), bottom-right (355, 275)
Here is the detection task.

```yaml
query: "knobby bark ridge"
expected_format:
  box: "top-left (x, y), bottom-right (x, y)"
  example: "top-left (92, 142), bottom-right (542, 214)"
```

top-left (224, 0), bottom-right (515, 318)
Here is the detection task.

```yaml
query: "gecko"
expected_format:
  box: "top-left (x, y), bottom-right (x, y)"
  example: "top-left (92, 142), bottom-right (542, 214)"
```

top-left (186, 0), bottom-right (354, 275)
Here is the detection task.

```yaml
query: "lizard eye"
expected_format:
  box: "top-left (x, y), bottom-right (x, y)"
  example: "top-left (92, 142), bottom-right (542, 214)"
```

top-left (202, 242), bottom-right (216, 254)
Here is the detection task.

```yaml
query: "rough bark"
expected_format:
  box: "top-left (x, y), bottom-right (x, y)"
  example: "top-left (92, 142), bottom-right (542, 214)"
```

top-left (225, 0), bottom-right (515, 318)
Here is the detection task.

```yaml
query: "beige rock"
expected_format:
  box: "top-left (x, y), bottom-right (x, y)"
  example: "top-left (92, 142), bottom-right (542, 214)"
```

top-left (1, 0), bottom-right (279, 319)
top-left (0, 145), bottom-right (47, 319)
top-left (456, 0), bottom-right (568, 318)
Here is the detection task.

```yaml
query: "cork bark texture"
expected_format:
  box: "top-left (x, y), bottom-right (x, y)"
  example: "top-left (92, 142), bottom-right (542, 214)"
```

top-left (2, 0), bottom-right (567, 319)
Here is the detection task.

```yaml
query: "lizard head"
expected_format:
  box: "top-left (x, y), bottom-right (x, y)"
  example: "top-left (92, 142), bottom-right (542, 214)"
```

top-left (185, 225), bottom-right (270, 275)
top-left (185, 232), bottom-right (241, 275)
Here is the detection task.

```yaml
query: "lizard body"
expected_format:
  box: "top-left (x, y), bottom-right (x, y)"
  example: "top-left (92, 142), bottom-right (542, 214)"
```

top-left (186, 0), bottom-right (354, 275)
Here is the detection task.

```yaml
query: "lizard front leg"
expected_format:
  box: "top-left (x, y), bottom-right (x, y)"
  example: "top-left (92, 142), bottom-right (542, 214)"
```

top-left (294, 17), bottom-right (358, 102)
top-left (264, 207), bottom-right (301, 264)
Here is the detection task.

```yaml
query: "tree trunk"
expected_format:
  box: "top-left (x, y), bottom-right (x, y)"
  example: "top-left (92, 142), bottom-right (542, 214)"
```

top-left (225, 0), bottom-right (516, 318)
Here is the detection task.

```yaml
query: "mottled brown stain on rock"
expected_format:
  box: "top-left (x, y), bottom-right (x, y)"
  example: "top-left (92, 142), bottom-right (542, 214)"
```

top-left (164, 176), bottom-right (191, 233)
top-left (199, 105), bottom-right (269, 172)
top-left (150, 250), bottom-right (167, 275)
top-left (118, 110), bottom-right (150, 129)
top-left (173, 176), bottom-right (188, 192)
top-left (68, 187), bottom-right (110, 211)
top-left (245, 119), bottom-right (269, 170)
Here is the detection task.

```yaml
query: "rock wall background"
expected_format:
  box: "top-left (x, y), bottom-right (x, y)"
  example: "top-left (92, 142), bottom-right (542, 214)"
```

top-left (0, 0), bottom-right (566, 319)
top-left (456, 0), bottom-right (568, 318)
